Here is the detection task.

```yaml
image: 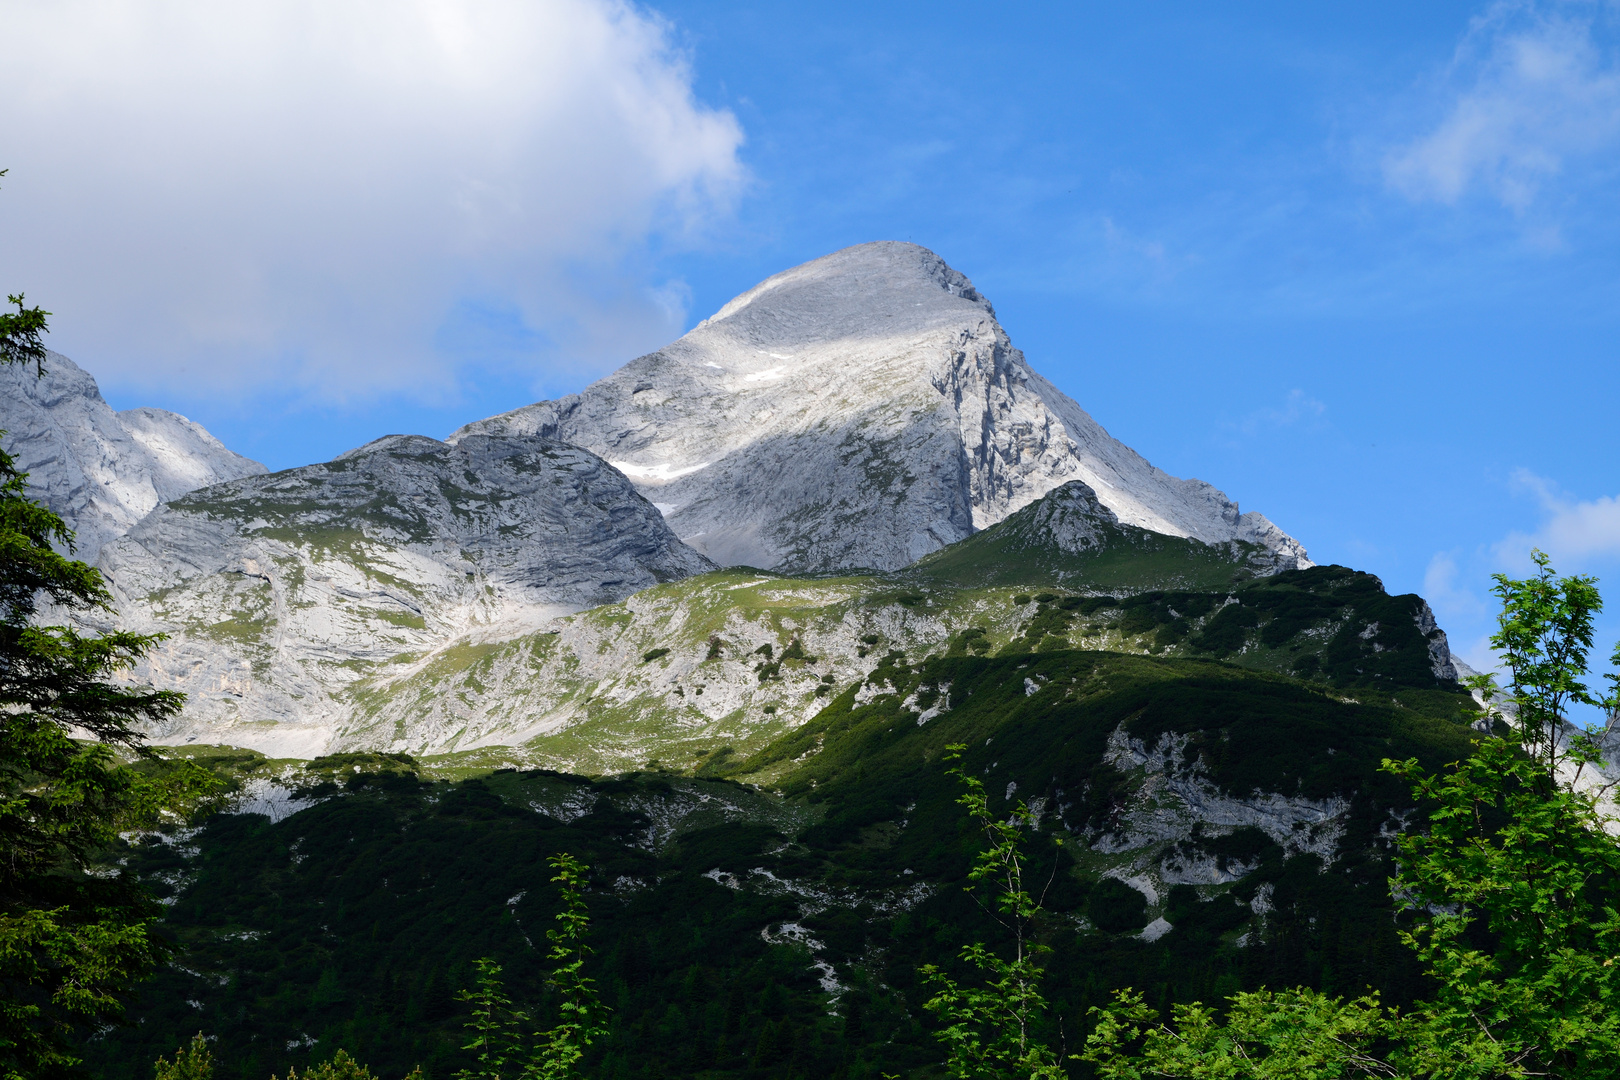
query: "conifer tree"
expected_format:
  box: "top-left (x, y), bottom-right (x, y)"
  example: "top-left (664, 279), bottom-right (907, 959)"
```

top-left (1, 176), bottom-right (221, 1078)
top-left (152, 1034), bottom-right (214, 1080)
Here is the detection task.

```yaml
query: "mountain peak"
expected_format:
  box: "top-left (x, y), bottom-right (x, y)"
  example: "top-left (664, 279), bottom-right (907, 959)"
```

top-left (0, 350), bottom-right (267, 559)
top-left (700, 241), bottom-right (993, 334)
top-left (455, 243), bottom-right (1309, 575)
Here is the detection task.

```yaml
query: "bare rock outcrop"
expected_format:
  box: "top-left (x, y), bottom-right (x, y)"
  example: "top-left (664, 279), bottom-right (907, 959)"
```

top-left (0, 350), bottom-right (267, 559)
top-left (99, 433), bottom-right (714, 755)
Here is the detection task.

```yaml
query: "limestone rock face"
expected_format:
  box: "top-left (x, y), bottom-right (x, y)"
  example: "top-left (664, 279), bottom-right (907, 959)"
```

top-left (453, 242), bottom-right (1309, 573)
top-left (0, 350), bottom-right (267, 559)
top-left (98, 434), bottom-right (714, 755)
top-left (994, 479), bottom-right (1120, 555)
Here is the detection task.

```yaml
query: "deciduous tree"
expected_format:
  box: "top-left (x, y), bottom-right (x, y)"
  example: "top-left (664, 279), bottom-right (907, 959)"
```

top-left (1386, 551), bottom-right (1620, 1078)
top-left (1080, 551), bottom-right (1620, 1079)
top-left (456, 853), bottom-right (605, 1080)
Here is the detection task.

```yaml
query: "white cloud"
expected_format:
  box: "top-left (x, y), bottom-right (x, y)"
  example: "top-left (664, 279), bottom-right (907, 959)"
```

top-left (1385, 1), bottom-right (1620, 212)
top-left (1494, 468), bottom-right (1620, 565)
top-left (0, 0), bottom-right (744, 403)
top-left (1422, 470), bottom-right (1620, 677)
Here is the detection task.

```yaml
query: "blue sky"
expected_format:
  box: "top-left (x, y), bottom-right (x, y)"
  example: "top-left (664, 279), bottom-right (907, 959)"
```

top-left (6, 0), bottom-right (1620, 674)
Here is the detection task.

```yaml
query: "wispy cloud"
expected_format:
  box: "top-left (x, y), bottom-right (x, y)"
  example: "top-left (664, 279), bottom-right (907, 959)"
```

top-left (1426, 550), bottom-right (1495, 623)
top-left (1385, 1), bottom-right (1620, 213)
top-left (1098, 216), bottom-right (1198, 285)
top-left (1494, 468), bottom-right (1620, 565)
top-left (1424, 551), bottom-right (1500, 670)
top-left (1232, 389), bottom-right (1326, 438)
top-left (0, 0), bottom-right (746, 404)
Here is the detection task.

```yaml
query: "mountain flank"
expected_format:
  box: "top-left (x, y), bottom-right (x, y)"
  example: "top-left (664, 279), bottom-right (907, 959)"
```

top-left (99, 433), bottom-right (713, 757)
top-left (452, 242), bottom-right (1309, 574)
top-left (91, 639), bottom-right (1481, 1080)
top-left (9, 244), bottom-right (1540, 1080)
top-left (2, 241), bottom-right (1331, 761)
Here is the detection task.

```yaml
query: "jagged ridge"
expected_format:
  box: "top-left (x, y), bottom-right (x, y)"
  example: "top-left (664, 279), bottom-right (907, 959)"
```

top-left (0, 350), bottom-right (267, 559)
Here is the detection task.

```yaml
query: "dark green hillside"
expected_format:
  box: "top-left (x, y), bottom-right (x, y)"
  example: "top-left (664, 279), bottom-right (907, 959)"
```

top-left (90, 645), bottom-right (1480, 1080)
top-left (1035, 564), bottom-right (1463, 689)
top-left (907, 481), bottom-right (1275, 592)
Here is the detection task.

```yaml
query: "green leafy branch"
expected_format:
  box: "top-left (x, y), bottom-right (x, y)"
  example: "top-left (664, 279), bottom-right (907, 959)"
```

top-left (456, 853), bottom-right (606, 1080)
top-left (1082, 986), bottom-right (1400, 1079)
top-left (1081, 552), bottom-right (1620, 1080)
top-left (920, 743), bottom-right (1065, 1080)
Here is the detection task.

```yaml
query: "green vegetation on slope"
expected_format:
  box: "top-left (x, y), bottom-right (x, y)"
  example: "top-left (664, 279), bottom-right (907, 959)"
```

top-left (908, 515), bottom-right (1268, 593)
top-left (88, 635), bottom-right (1480, 1079)
top-left (322, 543), bottom-right (1453, 778)
top-left (80, 480), bottom-right (1493, 1078)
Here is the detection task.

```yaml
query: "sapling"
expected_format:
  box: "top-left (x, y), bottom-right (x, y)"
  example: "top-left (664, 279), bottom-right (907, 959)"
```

top-left (456, 854), bottom-right (605, 1080)
top-left (920, 744), bottom-right (1065, 1080)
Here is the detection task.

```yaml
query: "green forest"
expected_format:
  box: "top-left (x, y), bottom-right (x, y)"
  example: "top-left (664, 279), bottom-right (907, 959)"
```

top-left (90, 638), bottom-right (1478, 1079)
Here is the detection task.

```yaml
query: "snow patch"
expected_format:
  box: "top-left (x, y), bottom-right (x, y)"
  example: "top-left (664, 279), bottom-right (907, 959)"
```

top-left (609, 460), bottom-right (711, 482)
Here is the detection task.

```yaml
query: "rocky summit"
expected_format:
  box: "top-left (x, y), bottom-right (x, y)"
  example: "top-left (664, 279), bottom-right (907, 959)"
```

top-left (0, 349), bottom-right (267, 559)
top-left (453, 242), bottom-right (1309, 573)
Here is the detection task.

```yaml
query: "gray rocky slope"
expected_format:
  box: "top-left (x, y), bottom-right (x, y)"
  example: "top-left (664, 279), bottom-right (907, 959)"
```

top-left (0, 350), bottom-right (267, 559)
top-left (16, 245), bottom-right (1320, 759)
top-left (99, 434), bottom-right (714, 756)
top-left (453, 242), bottom-right (1309, 573)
